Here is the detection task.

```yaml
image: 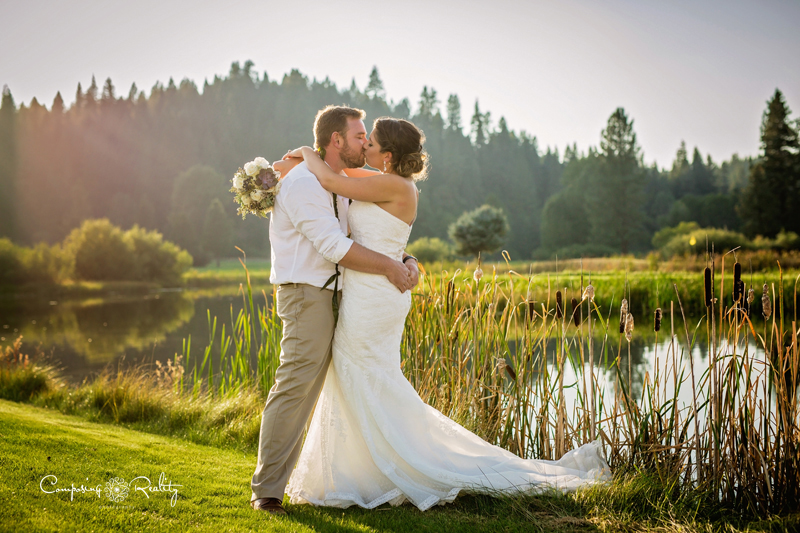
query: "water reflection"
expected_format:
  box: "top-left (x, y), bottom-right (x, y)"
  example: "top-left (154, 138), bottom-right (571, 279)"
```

top-left (0, 290), bottom-right (257, 382)
top-left (0, 289), bottom-right (766, 399)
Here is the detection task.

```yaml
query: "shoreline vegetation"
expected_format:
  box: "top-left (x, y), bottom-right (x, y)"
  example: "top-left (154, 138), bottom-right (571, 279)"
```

top-left (2, 257), bottom-right (800, 530)
top-left (4, 255), bottom-right (798, 318)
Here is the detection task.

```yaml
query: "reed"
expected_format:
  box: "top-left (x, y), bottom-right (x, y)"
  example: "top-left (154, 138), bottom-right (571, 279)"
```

top-left (178, 256), bottom-right (799, 518)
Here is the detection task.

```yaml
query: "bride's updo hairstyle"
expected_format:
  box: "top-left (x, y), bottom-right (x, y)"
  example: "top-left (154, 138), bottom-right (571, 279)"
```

top-left (372, 118), bottom-right (429, 181)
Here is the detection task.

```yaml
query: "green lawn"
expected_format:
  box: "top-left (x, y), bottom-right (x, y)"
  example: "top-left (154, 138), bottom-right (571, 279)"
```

top-left (3, 400), bottom-right (800, 532)
top-left (0, 399), bottom-right (599, 533)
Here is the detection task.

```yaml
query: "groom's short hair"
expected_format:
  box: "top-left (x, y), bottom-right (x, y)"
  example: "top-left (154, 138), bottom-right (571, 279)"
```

top-left (314, 105), bottom-right (366, 150)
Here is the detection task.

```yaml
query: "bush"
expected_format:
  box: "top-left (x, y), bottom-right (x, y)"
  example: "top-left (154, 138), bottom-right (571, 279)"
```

top-left (545, 243), bottom-right (618, 260)
top-left (661, 227), bottom-right (749, 257)
top-left (652, 222), bottom-right (700, 250)
top-left (752, 230), bottom-right (800, 251)
top-left (0, 238), bottom-right (24, 285)
top-left (62, 219), bottom-right (192, 284)
top-left (64, 219), bottom-right (137, 281)
top-left (406, 237), bottom-right (454, 264)
top-left (20, 243), bottom-right (73, 284)
top-left (448, 205), bottom-right (509, 259)
top-left (124, 225), bottom-right (193, 285)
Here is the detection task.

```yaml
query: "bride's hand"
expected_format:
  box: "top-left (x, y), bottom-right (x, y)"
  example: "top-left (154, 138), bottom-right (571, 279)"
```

top-left (272, 158), bottom-right (301, 176)
top-left (283, 146), bottom-right (315, 160)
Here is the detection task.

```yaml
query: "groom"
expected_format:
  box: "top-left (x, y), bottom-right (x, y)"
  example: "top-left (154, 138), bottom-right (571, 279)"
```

top-left (250, 105), bottom-right (419, 515)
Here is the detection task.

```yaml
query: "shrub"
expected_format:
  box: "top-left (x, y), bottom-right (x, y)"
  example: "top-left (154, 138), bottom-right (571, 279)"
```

top-left (20, 243), bottom-right (73, 283)
top-left (448, 205), bottom-right (509, 259)
top-left (752, 230), bottom-right (800, 251)
top-left (406, 237), bottom-right (454, 264)
top-left (64, 219), bottom-right (136, 281)
top-left (661, 227), bottom-right (749, 257)
top-left (651, 221), bottom-right (700, 250)
top-left (62, 219), bottom-right (192, 284)
top-left (546, 243), bottom-right (618, 260)
top-left (123, 225), bottom-right (193, 285)
top-left (0, 238), bottom-right (23, 285)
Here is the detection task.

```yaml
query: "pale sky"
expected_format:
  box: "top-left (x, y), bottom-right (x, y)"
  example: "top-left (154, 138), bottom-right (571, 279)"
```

top-left (1, 0), bottom-right (798, 168)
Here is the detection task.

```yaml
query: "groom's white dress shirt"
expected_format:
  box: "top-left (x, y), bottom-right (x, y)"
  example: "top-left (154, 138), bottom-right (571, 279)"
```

top-left (269, 161), bottom-right (353, 288)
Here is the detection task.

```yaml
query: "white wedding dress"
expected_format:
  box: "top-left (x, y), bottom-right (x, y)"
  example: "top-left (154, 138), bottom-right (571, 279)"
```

top-left (286, 201), bottom-right (610, 511)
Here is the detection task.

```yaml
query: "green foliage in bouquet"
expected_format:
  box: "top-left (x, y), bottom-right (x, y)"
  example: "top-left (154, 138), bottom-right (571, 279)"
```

top-left (230, 157), bottom-right (281, 219)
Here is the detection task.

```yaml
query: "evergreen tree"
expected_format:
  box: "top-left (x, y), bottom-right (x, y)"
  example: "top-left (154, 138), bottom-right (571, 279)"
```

top-left (418, 86), bottom-right (439, 118)
top-left (51, 92), bottom-right (64, 114)
top-left (585, 108), bottom-right (645, 253)
top-left (201, 198), bottom-right (233, 267)
top-left (668, 140), bottom-right (690, 197)
top-left (393, 98), bottom-right (411, 120)
top-left (446, 94), bottom-right (462, 132)
top-left (0, 86), bottom-right (17, 239)
top-left (471, 100), bottom-right (486, 147)
top-left (101, 77), bottom-right (115, 101)
top-left (365, 66), bottom-right (385, 100)
top-left (739, 89), bottom-right (799, 237)
top-left (128, 82), bottom-right (138, 101)
top-left (689, 147), bottom-right (716, 195)
top-left (86, 75), bottom-right (98, 105)
top-left (74, 82), bottom-right (84, 110)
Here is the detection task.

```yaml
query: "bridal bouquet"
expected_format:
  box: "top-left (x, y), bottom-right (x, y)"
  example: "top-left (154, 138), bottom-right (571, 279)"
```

top-left (230, 157), bottom-right (282, 218)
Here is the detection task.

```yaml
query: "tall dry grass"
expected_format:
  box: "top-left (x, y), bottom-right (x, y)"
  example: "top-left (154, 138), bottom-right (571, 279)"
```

top-left (177, 256), bottom-right (798, 517)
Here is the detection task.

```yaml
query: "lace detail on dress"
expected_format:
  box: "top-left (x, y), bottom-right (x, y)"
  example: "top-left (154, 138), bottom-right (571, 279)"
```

top-left (286, 202), bottom-right (610, 511)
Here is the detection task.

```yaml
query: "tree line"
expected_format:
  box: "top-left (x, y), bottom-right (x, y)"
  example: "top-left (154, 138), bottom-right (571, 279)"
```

top-left (0, 63), bottom-right (797, 263)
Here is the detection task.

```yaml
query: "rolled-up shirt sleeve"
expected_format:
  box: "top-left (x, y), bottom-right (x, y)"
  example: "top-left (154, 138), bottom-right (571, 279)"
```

top-left (281, 176), bottom-right (354, 263)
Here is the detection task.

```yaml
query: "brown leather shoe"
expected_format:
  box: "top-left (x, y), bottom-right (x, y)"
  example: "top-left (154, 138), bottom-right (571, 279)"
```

top-left (251, 497), bottom-right (287, 516)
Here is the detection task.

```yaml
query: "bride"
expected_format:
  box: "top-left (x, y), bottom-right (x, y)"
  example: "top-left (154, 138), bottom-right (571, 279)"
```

top-left (282, 118), bottom-right (609, 511)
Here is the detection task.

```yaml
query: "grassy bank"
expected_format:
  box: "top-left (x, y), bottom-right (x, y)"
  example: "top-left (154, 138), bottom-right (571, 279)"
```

top-left (3, 399), bottom-right (797, 532)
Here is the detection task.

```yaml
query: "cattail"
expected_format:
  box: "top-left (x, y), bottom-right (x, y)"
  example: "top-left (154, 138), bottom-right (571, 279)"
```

top-left (582, 283), bottom-right (595, 303)
top-left (556, 291), bottom-right (563, 319)
top-left (654, 308), bottom-right (662, 332)
top-left (742, 285), bottom-right (750, 316)
top-left (625, 312), bottom-right (634, 342)
top-left (747, 286), bottom-right (755, 304)
top-left (446, 280), bottom-right (454, 312)
top-left (527, 301), bottom-right (536, 322)
top-left (473, 267), bottom-right (483, 282)
top-left (762, 282), bottom-right (772, 320)
top-left (571, 298), bottom-right (580, 327)
top-left (619, 299), bottom-right (628, 333)
top-left (704, 267), bottom-right (712, 307)
top-left (733, 262), bottom-right (742, 302)
top-left (496, 357), bottom-right (517, 380)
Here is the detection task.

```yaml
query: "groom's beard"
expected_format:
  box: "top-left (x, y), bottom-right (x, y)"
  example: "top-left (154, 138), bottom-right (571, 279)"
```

top-left (340, 139), bottom-right (366, 169)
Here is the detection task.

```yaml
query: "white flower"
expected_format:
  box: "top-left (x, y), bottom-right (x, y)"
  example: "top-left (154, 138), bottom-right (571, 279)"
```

top-left (241, 194), bottom-right (253, 206)
top-left (253, 156), bottom-right (270, 169)
top-left (244, 161), bottom-right (260, 177)
top-left (250, 190), bottom-right (266, 202)
top-left (232, 176), bottom-right (244, 189)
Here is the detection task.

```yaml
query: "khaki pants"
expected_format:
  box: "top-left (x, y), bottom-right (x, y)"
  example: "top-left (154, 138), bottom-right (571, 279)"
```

top-left (250, 283), bottom-right (337, 501)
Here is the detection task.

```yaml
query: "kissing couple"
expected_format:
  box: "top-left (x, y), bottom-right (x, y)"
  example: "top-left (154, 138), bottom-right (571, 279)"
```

top-left (250, 105), bottom-right (610, 515)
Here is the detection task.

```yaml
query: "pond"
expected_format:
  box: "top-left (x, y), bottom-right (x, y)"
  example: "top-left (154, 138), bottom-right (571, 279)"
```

top-left (0, 287), bottom-right (764, 399)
